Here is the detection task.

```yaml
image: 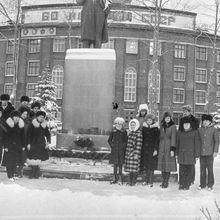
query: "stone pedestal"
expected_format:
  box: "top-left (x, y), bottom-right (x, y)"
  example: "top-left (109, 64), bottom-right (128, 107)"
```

top-left (63, 49), bottom-right (116, 134)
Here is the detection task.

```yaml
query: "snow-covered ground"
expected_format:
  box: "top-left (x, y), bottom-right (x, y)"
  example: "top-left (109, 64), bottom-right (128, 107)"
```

top-left (0, 156), bottom-right (220, 220)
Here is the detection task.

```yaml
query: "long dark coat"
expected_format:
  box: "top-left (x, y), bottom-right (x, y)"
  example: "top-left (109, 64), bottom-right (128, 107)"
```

top-left (77, 0), bottom-right (111, 43)
top-left (0, 118), bottom-right (7, 162)
top-left (0, 102), bottom-right (15, 121)
top-left (141, 126), bottom-right (160, 170)
top-left (157, 122), bottom-right (177, 172)
top-left (124, 129), bottom-right (142, 173)
top-left (108, 129), bottom-right (127, 165)
top-left (2, 118), bottom-right (25, 167)
top-left (27, 119), bottom-right (51, 161)
top-left (176, 129), bottom-right (200, 165)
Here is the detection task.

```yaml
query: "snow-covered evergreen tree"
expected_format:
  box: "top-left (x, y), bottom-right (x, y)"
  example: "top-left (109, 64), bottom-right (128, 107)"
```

top-left (213, 108), bottom-right (220, 130)
top-left (32, 65), bottom-right (59, 126)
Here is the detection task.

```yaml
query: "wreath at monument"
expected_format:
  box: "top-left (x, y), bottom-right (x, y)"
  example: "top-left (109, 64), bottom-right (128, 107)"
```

top-left (74, 136), bottom-right (94, 150)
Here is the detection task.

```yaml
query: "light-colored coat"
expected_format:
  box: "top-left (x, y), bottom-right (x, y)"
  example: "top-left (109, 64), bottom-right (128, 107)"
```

top-left (157, 123), bottom-right (177, 172)
top-left (198, 124), bottom-right (219, 156)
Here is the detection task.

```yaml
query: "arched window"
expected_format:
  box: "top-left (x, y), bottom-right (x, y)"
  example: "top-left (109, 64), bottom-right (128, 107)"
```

top-left (52, 65), bottom-right (64, 99)
top-left (124, 67), bottom-right (137, 102)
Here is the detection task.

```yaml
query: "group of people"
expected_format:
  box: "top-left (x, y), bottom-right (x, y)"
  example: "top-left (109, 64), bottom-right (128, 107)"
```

top-left (108, 104), bottom-right (219, 191)
top-left (0, 94), bottom-right (51, 181)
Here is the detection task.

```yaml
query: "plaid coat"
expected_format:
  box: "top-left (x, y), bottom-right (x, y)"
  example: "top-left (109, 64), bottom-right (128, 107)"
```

top-left (124, 129), bottom-right (143, 173)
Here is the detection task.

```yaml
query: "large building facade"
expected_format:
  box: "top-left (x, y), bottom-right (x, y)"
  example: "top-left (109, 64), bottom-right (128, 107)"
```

top-left (0, 2), bottom-right (220, 125)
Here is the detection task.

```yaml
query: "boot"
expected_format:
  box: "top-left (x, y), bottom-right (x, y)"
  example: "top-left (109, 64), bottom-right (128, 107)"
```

top-left (131, 172), bottom-right (137, 186)
top-left (110, 175), bottom-right (117, 184)
top-left (118, 175), bottom-right (123, 185)
top-left (128, 173), bottom-right (133, 186)
top-left (29, 166), bottom-right (35, 179)
top-left (148, 170), bottom-right (154, 187)
top-left (143, 169), bottom-right (150, 185)
top-left (34, 166), bottom-right (40, 179)
top-left (163, 172), bottom-right (170, 188)
top-left (160, 172), bottom-right (166, 188)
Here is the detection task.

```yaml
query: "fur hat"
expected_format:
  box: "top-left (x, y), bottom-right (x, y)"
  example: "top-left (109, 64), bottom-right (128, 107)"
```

top-left (36, 110), bottom-right (46, 118)
top-left (129, 118), bottom-right (140, 132)
top-left (163, 111), bottom-right (172, 119)
top-left (31, 101), bottom-right (41, 109)
top-left (0, 93), bottom-right (10, 101)
top-left (181, 116), bottom-right (192, 124)
top-left (145, 113), bottom-right (156, 121)
top-left (201, 114), bottom-right (213, 122)
top-left (182, 105), bottom-right (192, 112)
top-left (18, 106), bottom-right (30, 115)
top-left (138, 104), bottom-right (149, 111)
top-left (114, 117), bottom-right (125, 125)
top-left (10, 110), bottom-right (21, 118)
top-left (20, 95), bottom-right (30, 103)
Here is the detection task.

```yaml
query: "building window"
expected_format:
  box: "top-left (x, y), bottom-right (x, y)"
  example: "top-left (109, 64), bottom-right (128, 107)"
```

top-left (195, 68), bottom-right (207, 83)
top-left (195, 113), bottom-right (203, 123)
top-left (173, 66), bottom-right (185, 81)
top-left (195, 90), bottom-right (206, 104)
top-left (29, 39), bottom-right (41, 53)
top-left (26, 83), bottom-right (37, 98)
top-left (53, 38), bottom-right (65, 52)
top-left (149, 41), bottom-right (162, 56)
top-left (124, 67), bottom-right (137, 102)
top-left (173, 88), bottom-right (185, 103)
top-left (124, 109), bottom-right (135, 127)
top-left (217, 71), bottom-right (220, 85)
top-left (174, 44), bottom-right (186, 58)
top-left (4, 83), bottom-right (13, 95)
top-left (217, 50), bottom-right (220, 62)
top-left (27, 60), bottom-right (40, 76)
top-left (6, 40), bottom-right (15, 54)
top-left (52, 65), bottom-right (64, 99)
top-left (5, 61), bottom-right (14, 76)
top-left (102, 39), bottom-right (114, 49)
top-left (216, 91), bottom-right (220, 104)
top-left (126, 39), bottom-right (138, 54)
top-left (173, 112), bottom-right (183, 126)
top-left (196, 46), bottom-right (207, 60)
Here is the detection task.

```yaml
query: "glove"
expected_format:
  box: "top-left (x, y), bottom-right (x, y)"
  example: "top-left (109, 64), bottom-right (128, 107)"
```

top-left (27, 144), bottom-right (31, 151)
top-left (170, 151), bottom-right (174, 157)
top-left (4, 148), bottom-right (8, 152)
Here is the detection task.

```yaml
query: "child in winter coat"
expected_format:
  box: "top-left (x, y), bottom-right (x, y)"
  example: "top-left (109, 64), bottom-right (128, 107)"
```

top-left (2, 110), bottom-right (25, 181)
top-left (158, 111), bottom-right (177, 188)
top-left (141, 114), bottom-right (160, 187)
top-left (177, 117), bottom-right (200, 190)
top-left (27, 111), bottom-right (51, 179)
top-left (124, 119), bottom-right (143, 186)
top-left (108, 117), bottom-right (127, 185)
top-left (198, 114), bottom-right (219, 191)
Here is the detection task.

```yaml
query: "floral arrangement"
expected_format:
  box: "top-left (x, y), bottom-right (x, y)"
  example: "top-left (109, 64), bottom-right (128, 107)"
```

top-left (74, 136), bottom-right (94, 149)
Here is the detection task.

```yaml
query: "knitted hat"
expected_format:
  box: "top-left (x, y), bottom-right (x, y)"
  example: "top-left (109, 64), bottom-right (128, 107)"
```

top-left (114, 117), bottom-right (125, 125)
top-left (138, 104), bottom-right (149, 111)
top-left (20, 95), bottom-right (30, 103)
top-left (163, 111), bottom-right (172, 119)
top-left (18, 106), bottom-right (30, 115)
top-left (145, 113), bottom-right (156, 121)
top-left (182, 105), bottom-right (192, 112)
top-left (201, 114), bottom-right (213, 122)
top-left (31, 101), bottom-right (41, 109)
top-left (36, 110), bottom-right (46, 118)
top-left (10, 110), bottom-right (21, 118)
top-left (0, 94), bottom-right (10, 101)
top-left (181, 116), bottom-right (192, 124)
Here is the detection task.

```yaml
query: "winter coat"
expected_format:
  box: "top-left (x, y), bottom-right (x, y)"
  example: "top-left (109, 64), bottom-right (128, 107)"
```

top-left (27, 118), bottom-right (51, 161)
top-left (157, 122), bottom-right (177, 172)
top-left (0, 102), bottom-right (15, 121)
top-left (198, 124), bottom-right (219, 156)
top-left (77, 0), bottom-right (111, 43)
top-left (2, 118), bottom-right (25, 167)
top-left (124, 129), bottom-right (143, 173)
top-left (179, 114), bottom-right (199, 131)
top-left (176, 129), bottom-right (200, 165)
top-left (141, 126), bottom-right (160, 170)
top-left (108, 129), bottom-right (127, 165)
top-left (0, 118), bottom-right (7, 163)
top-left (136, 116), bottom-right (146, 130)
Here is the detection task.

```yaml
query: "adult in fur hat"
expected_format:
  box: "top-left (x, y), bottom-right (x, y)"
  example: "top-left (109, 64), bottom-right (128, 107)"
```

top-left (29, 101), bottom-right (41, 120)
top-left (124, 119), bottom-right (143, 186)
top-left (0, 93), bottom-right (15, 121)
top-left (177, 116), bottom-right (200, 190)
top-left (158, 111), bottom-right (177, 188)
top-left (2, 110), bottom-right (25, 181)
top-left (198, 114), bottom-right (219, 190)
top-left (20, 95), bottom-right (30, 106)
top-left (141, 113), bottom-right (160, 187)
top-left (179, 105), bottom-right (199, 185)
top-left (27, 110), bottom-right (50, 179)
top-left (76, 0), bottom-right (112, 48)
top-left (108, 117), bottom-right (127, 185)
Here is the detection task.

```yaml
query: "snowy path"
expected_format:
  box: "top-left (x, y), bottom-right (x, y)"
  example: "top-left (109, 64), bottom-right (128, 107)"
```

top-left (0, 157), bottom-right (220, 220)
